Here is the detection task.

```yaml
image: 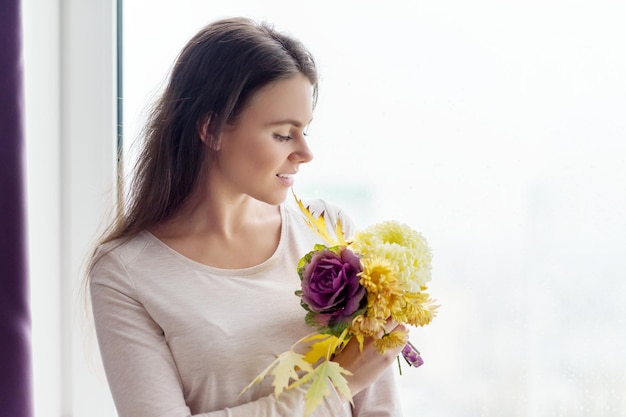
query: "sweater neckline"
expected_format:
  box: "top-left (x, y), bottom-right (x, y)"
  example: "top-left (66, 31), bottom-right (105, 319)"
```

top-left (140, 204), bottom-right (288, 276)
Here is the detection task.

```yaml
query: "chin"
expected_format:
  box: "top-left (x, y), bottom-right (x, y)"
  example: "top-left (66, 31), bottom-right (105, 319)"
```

top-left (252, 190), bottom-right (289, 206)
top-left (267, 194), bottom-right (289, 206)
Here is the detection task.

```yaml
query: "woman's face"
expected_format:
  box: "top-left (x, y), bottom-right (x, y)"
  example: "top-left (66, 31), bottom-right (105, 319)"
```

top-left (212, 73), bottom-right (314, 205)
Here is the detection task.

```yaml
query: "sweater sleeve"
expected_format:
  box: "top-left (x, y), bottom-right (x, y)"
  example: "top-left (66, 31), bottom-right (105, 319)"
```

top-left (90, 248), bottom-right (350, 417)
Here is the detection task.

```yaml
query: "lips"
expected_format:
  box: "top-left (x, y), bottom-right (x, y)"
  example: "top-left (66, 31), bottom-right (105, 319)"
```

top-left (276, 171), bottom-right (297, 187)
top-left (277, 168), bottom-right (298, 179)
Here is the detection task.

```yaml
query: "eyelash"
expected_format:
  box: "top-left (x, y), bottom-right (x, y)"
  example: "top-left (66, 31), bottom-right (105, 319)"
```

top-left (274, 133), bottom-right (293, 142)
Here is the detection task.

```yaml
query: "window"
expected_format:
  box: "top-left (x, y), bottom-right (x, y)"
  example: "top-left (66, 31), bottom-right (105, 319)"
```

top-left (25, 1), bottom-right (626, 416)
top-left (24, 0), bottom-right (117, 416)
top-left (122, 2), bottom-right (626, 416)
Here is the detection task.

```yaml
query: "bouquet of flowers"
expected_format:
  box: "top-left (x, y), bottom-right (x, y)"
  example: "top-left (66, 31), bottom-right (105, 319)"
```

top-left (241, 193), bottom-right (438, 415)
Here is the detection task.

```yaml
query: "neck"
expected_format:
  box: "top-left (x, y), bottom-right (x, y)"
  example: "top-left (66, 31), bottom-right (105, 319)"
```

top-left (153, 187), bottom-right (280, 240)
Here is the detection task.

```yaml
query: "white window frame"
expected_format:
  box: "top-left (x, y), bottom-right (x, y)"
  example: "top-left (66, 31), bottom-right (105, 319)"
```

top-left (23, 0), bottom-right (118, 415)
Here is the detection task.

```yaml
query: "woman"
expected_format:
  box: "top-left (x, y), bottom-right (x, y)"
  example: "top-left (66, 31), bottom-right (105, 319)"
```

top-left (89, 17), bottom-right (405, 416)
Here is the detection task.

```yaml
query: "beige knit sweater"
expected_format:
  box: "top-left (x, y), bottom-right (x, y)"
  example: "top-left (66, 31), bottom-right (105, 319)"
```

top-left (90, 199), bottom-right (403, 417)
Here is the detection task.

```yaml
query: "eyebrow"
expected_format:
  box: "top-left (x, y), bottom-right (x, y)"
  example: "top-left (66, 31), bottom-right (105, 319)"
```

top-left (265, 118), bottom-right (313, 128)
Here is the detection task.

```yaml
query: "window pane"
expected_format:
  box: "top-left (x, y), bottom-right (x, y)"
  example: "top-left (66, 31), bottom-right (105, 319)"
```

top-left (122, 1), bottom-right (626, 415)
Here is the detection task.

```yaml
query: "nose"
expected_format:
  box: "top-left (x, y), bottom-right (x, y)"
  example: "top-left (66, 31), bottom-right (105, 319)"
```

top-left (291, 137), bottom-right (314, 164)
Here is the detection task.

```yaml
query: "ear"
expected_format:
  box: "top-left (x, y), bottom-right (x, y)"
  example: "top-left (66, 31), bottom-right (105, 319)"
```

top-left (198, 113), bottom-right (221, 150)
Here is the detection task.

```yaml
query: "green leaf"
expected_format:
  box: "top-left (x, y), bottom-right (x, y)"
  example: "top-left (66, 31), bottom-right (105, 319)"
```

top-left (326, 319), bottom-right (351, 337)
top-left (304, 311), bottom-right (321, 327)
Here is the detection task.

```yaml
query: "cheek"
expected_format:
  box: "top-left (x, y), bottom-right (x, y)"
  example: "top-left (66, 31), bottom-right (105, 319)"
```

top-left (237, 133), bottom-right (274, 157)
top-left (220, 138), bottom-right (265, 170)
top-left (218, 131), bottom-right (286, 180)
top-left (253, 140), bottom-right (283, 160)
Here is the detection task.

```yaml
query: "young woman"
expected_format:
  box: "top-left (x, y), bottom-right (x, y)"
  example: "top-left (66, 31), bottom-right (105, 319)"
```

top-left (89, 17), bottom-right (405, 416)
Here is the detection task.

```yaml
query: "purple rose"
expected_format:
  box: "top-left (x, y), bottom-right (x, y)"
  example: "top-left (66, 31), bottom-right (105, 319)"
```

top-left (300, 247), bottom-right (366, 329)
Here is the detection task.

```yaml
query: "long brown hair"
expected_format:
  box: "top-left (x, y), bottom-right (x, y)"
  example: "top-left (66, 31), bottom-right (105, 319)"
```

top-left (93, 17), bottom-right (318, 259)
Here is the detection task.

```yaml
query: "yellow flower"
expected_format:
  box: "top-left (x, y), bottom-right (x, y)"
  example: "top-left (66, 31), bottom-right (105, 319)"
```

top-left (351, 314), bottom-right (385, 338)
top-left (358, 257), bottom-right (405, 319)
top-left (401, 291), bottom-right (439, 327)
top-left (349, 221), bottom-right (432, 293)
top-left (373, 330), bottom-right (409, 354)
top-left (358, 257), bottom-right (397, 292)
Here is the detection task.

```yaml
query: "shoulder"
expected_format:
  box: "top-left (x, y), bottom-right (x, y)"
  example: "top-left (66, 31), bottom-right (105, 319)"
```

top-left (94, 232), bottom-right (152, 265)
top-left (89, 232), bottom-right (153, 284)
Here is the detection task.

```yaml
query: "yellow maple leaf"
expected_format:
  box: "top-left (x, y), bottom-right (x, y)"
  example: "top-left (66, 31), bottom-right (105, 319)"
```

top-left (289, 359), bottom-right (353, 416)
top-left (240, 350), bottom-right (314, 398)
top-left (302, 334), bottom-right (343, 365)
top-left (293, 190), bottom-right (347, 247)
top-left (269, 351), bottom-right (316, 398)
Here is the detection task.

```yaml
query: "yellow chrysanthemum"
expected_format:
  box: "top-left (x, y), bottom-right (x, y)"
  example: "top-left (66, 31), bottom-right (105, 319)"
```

top-left (349, 314), bottom-right (386, 351)
top-left (350, 221), bottom-right (432, 293)
top-left (358, 257), bottom-right (406, 320)
top-left (358, 257), bottom-right (399, 293)
top-left (372, 330), bottom-right (409, 354)
top-left (399, 291), bottom-right (439, 327)
top-left (351, 314), bottom-right (385, 338)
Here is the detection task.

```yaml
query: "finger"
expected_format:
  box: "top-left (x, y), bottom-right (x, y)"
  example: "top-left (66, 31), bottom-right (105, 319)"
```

top-left (382, 319), bottom-right (406, 334)
top-left (375, 320), bottom-right (407, 340)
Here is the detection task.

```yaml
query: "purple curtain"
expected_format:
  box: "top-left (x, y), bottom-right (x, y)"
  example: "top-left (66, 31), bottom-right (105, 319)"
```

top-left (0, 0), bottom-right (33, 416)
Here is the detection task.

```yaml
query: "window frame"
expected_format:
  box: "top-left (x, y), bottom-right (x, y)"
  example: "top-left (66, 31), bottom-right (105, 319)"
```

top-left (24, 0), bottom-right (118, 415)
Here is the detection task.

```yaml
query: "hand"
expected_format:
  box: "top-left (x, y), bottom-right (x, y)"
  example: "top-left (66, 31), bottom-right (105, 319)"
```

top-left (331, 320), bottom-right (406, 400)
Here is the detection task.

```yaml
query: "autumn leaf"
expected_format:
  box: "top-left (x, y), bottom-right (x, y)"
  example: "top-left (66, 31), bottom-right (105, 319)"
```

top-left (289, 359), bottom-right (353, 416)
top-left (293, 191), bottom-right (347, 247)
top-left (302, 334), bottom-right (338, 364)
top-left (240, 350), bottom-right (314, 398)
top-left (302, 328), bottom-right (350, 363)
top-left (270, 351), bottom-right (315, 397)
